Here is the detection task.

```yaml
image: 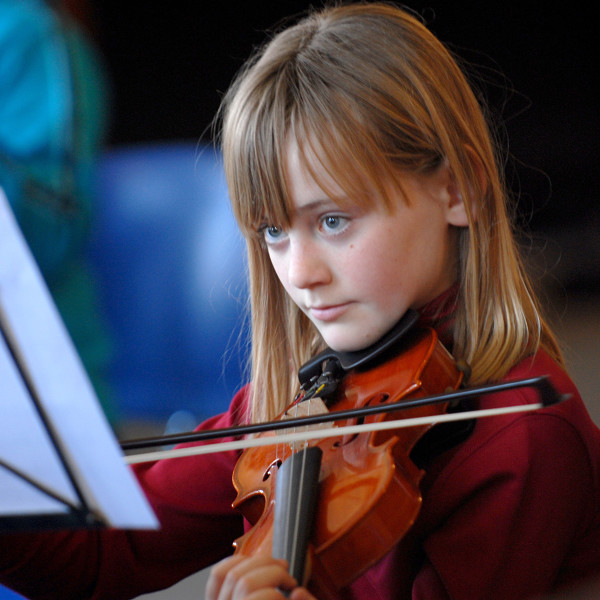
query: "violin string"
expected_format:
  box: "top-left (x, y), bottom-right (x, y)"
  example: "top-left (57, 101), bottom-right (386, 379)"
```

top-left (281, 387), bottom-right (315, 581)
top-left (283, 399), bottom-right (300, 570)
top-left (290, 439), bottom-right (310, 581)
top-left (291, 396), bottom-right (312, 579)
top-left (278, 395), bottom-right (300, 572)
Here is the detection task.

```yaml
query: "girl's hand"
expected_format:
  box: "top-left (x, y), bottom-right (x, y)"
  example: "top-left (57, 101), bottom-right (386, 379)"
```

top-left (206, 555), bottom-right (317, 600)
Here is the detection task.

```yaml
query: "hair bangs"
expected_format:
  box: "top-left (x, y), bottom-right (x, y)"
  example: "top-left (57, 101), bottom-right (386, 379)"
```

top-left (291, 100), bottom-right (396, 212)
top-left (223, 65), bottom-right (295, 239)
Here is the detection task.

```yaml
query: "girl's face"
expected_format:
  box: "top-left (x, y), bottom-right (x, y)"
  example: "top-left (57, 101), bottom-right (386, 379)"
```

top-left (263, 142), bottom-right (468, 352)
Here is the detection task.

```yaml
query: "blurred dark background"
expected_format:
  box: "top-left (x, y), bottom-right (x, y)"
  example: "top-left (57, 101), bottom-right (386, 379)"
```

top-left (83, 1), bottom-right (598, 290)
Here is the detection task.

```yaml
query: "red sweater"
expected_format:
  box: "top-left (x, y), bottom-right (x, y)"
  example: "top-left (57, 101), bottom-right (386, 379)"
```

top-left (1, 351), bottom-right (599, 599)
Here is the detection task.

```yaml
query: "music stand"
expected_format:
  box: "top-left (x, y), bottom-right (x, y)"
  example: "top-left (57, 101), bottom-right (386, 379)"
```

top-left (0, 189), bottom-right (157, 532)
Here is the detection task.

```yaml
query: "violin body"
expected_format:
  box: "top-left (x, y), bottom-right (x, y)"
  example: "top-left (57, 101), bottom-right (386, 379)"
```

top-left (231, 326), bottom-right (463, 597)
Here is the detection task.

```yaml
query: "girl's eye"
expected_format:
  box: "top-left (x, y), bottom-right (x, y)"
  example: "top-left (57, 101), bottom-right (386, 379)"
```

top-left (261, 224), bottom-right (287, 245)
top-left (320, 215), bottom-right (349, 234)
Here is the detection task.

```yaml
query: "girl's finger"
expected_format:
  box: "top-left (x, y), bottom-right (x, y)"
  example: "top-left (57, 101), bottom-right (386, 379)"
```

top-left (206, 555), bottom-right (297, 600)
top-left (206, 555), bottom-right (246, 600)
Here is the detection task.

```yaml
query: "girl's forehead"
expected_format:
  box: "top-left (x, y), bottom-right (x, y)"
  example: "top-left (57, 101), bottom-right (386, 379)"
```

top-left (284, 138), bottom-right (339, 193)
top-left (284, 135), bottom-right (378, 205)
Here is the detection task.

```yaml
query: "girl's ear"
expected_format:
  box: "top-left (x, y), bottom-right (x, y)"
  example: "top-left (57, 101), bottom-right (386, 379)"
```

top-left (444, 146), bottom-right (486, 226)
top-left (435, 161), bottom-right (470, 227)
top-left (445, 172), bottom-right (470, 227)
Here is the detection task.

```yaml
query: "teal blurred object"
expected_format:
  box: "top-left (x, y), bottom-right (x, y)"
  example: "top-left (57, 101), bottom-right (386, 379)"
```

top-left (87, 142), bottom-right (249, 428)
top-left (0, 0), bottom-right (115, 421)
top-left (0, 0), bottom-right (111, 594)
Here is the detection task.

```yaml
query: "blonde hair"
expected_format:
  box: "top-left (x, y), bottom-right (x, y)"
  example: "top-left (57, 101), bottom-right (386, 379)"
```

top-left (218, 2), bottom-right (563, 423)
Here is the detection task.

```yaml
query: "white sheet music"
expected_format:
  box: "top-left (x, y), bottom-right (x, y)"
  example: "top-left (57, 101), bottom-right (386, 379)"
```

top-left (0, 189), bottom-right (157, 529)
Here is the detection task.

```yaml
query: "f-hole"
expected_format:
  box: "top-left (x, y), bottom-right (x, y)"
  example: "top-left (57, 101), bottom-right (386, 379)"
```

top-left (333, 393), bottom-right (390, 447)
top-left (263, 458), bottom-right (283, 482)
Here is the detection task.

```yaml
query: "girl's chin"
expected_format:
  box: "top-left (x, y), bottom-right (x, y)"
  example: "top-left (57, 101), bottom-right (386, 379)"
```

top-left (319, 325), bottom-right (392, 353)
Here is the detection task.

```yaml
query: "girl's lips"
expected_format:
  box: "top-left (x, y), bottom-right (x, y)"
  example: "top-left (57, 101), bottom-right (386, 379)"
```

top-left (308, 303), bottom-right (351, 322)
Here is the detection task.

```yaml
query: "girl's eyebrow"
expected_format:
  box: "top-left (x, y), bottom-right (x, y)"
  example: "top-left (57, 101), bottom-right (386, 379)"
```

top-left (293, 197), bottom-right (348, 217)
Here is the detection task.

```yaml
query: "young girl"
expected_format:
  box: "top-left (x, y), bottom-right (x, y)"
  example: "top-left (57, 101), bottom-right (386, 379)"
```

top-left (2, 3), bottom-right (599, 599)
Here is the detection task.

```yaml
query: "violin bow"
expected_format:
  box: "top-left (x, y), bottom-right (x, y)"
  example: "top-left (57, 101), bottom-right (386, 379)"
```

top-left (122, 375), bottom-right (569, 464)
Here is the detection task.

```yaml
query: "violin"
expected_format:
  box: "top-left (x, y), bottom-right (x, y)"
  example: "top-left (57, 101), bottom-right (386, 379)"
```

top-left (230, 310), bottom-right (465, 598)
top-left (120, 313), bottom-right (565, 598)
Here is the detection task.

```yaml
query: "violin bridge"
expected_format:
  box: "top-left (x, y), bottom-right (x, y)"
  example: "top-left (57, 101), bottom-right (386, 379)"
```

top-left (281, 397), bottom-right (332, 437)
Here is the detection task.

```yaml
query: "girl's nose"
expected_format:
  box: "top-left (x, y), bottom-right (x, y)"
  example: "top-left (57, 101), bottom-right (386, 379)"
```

top-left (287, 238), bottom-right (332, 289)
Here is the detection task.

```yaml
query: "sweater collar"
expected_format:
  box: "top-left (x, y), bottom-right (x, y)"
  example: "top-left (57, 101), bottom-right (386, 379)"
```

top-left (416, 283), bottom-right (458, 349)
